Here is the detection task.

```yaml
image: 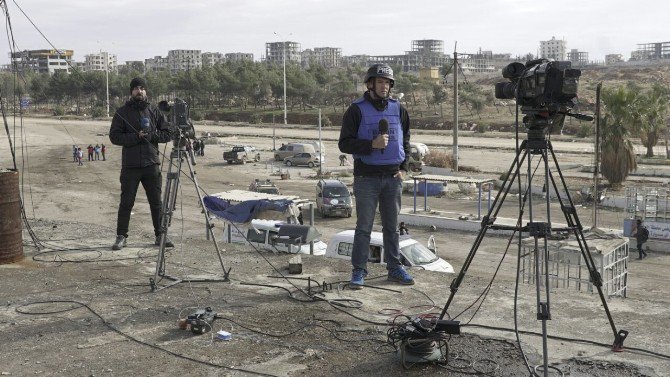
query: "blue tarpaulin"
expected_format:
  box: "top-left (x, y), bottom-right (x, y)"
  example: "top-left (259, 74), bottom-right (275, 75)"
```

top-left (203, 196), bottom-right (293, 223)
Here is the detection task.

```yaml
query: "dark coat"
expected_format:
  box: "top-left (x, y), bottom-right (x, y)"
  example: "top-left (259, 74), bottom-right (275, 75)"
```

top-left (109, 100), bottom-right (172, 168)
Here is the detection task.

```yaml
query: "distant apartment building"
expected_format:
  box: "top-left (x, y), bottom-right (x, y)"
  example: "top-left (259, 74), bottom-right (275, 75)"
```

top-left (313, 47), bottom-right (341, 68)
top-left (10, 49), bottom-right (73, 74)
top-left (167, 50), bottom-right (202, 72)
top-left (341, 40), bottom-right (449, 73)
top-left (225, 53), bottom-right (254, 62)
top-left (202, 52), bottom-right (224, 67)
top-left (605, 54), bottom-right (624, 65)
top-left (540, 36), bottom-right (566, 60)
top-left (567, 49), bottom-right (589, 66)
top-left (83, 51), bottom-right (117, 73)
top-left (120, 61), bottom-right (145, 73)
top-left (265, 42), bottom-right (301, 64)
top-left (145, 56), bottom-right (169, 72)
top-left (631, 41), bottom-right (670, 60)
top-left (460, 49), bottom-right (513, 74)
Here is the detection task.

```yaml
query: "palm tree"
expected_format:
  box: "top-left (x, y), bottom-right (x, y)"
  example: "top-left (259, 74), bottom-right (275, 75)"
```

top-left (637, 83), bottom-right (670, 157)
top-left (600, 85), bottom-right (638, 186)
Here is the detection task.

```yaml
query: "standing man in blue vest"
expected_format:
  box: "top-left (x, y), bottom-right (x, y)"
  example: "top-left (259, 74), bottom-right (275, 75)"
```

top-left (338, 63), bottom-right (413, 289)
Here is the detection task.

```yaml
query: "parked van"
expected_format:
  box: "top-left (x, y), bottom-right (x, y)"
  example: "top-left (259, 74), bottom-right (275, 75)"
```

top-left (274, 143), bottom-right (316, 161)
top-left (325, 230), bottom-right (454, 273)
top-left (408, 142), bottom-right (429, 172)
top-left (316, 179), bottom-right (352, 218)
top-left (224, 219), bottom-right (326, 255)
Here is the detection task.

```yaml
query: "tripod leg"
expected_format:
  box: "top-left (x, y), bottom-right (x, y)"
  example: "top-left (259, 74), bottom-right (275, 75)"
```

top-left (153, 147), bottom-right (182, 285)
top-left (546, 144), bottom-right (627, 350)
top-left (439, 148), bottom-right (530, 320)
top-left (182, 148), bottom-right (230, 281)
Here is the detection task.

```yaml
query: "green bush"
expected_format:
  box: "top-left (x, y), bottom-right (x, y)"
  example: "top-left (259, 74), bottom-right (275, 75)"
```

top-left (424, 150), bottom-right (455, 169)
top-left (476, 123), bottom-right (489, 133)
top-left (249, 113), bottom-right (263, 124)
top-left (190, 109), bottom-right (203, 121)
top-left (53, 106), bottom-right (65, 116)
top-left (576, 124), bottom-right (593, 138)
top-left (90, 107), bottom-right (106, 118)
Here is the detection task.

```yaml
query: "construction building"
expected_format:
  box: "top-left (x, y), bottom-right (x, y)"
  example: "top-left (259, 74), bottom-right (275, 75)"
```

top-left (631, 42), bottom-right (670, 61)
top-left (201, 52), bottom-right (224, 67)
top-left (265, 42), bottom-right (301, 64)
top-left (225, 53), bottom-right (254, 62)
top-left (567, 49), bottom-right (589, 66)
top-left (167, 50), bottom-right (202, 72)
top-left (10, 49), bottom-right (74, 74)
top-left (605, 54), bottom-right (624, 65)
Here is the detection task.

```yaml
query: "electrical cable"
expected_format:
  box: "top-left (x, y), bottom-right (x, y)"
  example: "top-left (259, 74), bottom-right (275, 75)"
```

top-left (15, 300), bottom-right (279, 377)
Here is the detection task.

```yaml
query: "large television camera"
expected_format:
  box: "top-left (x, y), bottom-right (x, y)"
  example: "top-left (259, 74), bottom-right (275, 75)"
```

top-left (495, 59), bottom-right (586, 134)
top-left (159, 98), bottom-right (195, 141)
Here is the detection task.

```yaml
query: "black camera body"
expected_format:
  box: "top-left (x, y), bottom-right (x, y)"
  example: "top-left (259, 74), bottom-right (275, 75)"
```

top-left (159, 98), bottom-right (195, 141)
top-left (495, 59), bottom-right (581, 135)
top-left (495, 59), bottom-right (580, 110)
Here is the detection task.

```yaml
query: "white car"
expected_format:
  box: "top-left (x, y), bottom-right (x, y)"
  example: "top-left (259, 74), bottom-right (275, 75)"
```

top-left (326, 230), bottom-right (454, 273)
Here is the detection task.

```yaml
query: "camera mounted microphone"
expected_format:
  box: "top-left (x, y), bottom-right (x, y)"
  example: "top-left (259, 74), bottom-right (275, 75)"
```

top-left (378, 119), bottom-right (389, 154)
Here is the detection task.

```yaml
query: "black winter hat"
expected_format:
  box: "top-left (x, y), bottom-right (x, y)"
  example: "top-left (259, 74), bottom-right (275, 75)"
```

top-left (129, 77), bottom-right (147, 92)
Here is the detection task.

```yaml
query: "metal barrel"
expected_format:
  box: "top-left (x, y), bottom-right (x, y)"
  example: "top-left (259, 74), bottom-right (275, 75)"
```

top-left (0, 170), bottom-right (23, 264)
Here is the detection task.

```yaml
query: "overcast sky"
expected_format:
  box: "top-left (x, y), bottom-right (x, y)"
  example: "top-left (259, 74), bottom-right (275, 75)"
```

top-left (1, 0), bottom-right (668, 64)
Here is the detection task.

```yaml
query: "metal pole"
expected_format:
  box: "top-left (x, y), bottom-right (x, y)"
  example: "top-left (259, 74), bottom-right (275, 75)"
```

top-left (272, 114), bottom-right (276, 151)
top-left (104, 51), bottom-right (109, 118)
top-left (453, 47), bottom-right (459, 172)
top-left (593, 82), bottom-right (602, 228)
top-left (318, 109), bottom-right (322, 176)
top-left (283, 41), bottom-right (287, 126)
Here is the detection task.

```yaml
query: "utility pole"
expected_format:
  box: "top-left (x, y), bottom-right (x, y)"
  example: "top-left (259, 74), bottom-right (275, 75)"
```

top-left (104, 51), bottom-right (109, 118)
top-left (593, 82), bottom-right (602, 228)
top-left (453, 44), bottom-right (459, 172)
top-left (318, 109), bottom-right (323, 177)
top-left (282, 41), bottom-right (287, 125)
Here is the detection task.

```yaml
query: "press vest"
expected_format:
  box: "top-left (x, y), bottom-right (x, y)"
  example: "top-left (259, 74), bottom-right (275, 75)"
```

top-left (352, 97), bottom-right (404, 165)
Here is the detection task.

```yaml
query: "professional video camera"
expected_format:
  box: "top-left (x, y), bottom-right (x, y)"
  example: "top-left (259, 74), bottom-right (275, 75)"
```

top-left (495, 59), bottom-right (587, 134)
top-left (158, 98), bottom-right (195, 141)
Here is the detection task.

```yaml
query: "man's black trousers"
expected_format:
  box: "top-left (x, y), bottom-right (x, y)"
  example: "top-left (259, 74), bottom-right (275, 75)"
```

top-left (116, 164), bottom-right (162, 238)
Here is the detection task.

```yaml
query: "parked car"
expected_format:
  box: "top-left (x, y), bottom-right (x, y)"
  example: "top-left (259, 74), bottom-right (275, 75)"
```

top-left (284, 152), bottom-right (320, 167)
top-left (316, 179), bottom-right (352, 217)
top-left (326, 230), bottom-right (454, 273)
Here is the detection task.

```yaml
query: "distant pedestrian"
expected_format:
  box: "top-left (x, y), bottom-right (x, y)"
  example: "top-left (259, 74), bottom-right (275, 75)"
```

top-left (101, 144), bottom-right (106, 161)
top-left (94, 144), bottom-right (101, 160)
top-left (339, 154), bottom-right (349, 166)
top-left (193, 139), bottom-right (201, 155)
top-left (633, 219), bottom-right (649, 259)
top-left (77, 148), bottom-right (83, 166)
top-left (399, 222), bottom-right (409, 235)
top-left (87, 144), bottom-right (94, 161)
top-left (72, 145), bottom-right (78, 162)
top-left (199, 139), bottom-right (205, 156)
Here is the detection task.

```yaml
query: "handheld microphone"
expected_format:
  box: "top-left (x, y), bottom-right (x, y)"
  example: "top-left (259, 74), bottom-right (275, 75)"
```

top-left (378, 119), bottom-right (388, 154)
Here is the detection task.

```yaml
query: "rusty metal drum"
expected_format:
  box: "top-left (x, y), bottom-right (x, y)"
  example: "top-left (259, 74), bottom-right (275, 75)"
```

top-left (0, 170), bottom-right (23, 264)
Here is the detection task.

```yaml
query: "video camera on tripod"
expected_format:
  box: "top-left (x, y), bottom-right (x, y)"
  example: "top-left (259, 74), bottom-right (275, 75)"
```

top-left (159, 98), bottom-right (195, 143)
top-left (495, 59), bottom-right (592, 135)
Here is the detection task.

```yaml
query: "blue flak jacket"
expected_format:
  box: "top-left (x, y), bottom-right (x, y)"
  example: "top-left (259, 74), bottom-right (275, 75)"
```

top-left (352, 97), bottom-right (405, 166)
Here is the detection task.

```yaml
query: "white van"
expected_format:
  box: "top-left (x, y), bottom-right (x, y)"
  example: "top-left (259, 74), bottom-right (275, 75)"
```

top-left (274, 143), bottom-right (316, 161)
top-left (325, 230), bottom-right (454, 273)
top-left (223, 219), bottom-right (326, 255)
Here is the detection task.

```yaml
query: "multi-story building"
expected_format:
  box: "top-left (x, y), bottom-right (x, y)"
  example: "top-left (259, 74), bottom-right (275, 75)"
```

top-left (83, 51), bottom-right (117, 73)
top-left (605, 54), bottom-right (624, 65)
top-left (265, 42), bottom-right (301, 64)
top-left (540, 36), bottom-right (567, 60)
top-left (313, 47), bottom-right (341, 68)
top-left (567, 49), bottom-right (589, 66)
top-left (202, 52), bottom-right (224, 67)
top-left (342, 40), bottom-right (449, 73)
top-left (167, 50), bottom-right (202, 72)
top-left (225, 53), bottom-right (254, 62)
top-left (631, 42), bottom-right (670, 60)
top-left (145, 56), bottom-right (169, 72)
top-left (459, 49), bottom-right (514, 74)
top-left (10, 49), bottom-right (74, 74)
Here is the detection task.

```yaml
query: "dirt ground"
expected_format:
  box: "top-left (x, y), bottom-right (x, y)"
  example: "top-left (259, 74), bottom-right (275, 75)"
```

top-left (0, 117), bottom-right (669, 376)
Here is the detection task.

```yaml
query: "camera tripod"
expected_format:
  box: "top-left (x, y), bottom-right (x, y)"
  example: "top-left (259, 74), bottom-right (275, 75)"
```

top-left (151, 135), bottom-right (230, 292)
top-left (438, 115), bottom-right (627, 376)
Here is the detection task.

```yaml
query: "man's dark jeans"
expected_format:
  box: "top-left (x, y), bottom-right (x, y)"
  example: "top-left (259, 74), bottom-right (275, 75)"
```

top-left (116, 164), bottom-right (162, 238)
